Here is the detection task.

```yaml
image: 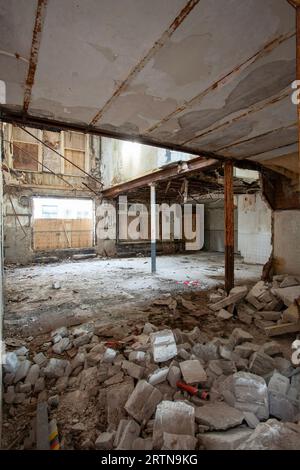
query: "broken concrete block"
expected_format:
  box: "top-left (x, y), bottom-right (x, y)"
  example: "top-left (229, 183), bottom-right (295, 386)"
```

top-left (73, 333), bottom-right (92, 348)
top-left (200, 428), bottom-right (253, 450)
top-left (148, 367), bottom-right (169, 386)
top-left (217, 309), bottom-right (233, 320)
top-left (116, 419), bottom-right (140, 450)
top-left (282, 303), bottom-right (300, 324)
top-left (246, 281), bottom-right (268, 310)
top-left (102, 348), bottom-right (117, 363)
top-left (150, 329), bottom-right (177, 363)
top-left (132, 437), bottom-right (153, 450)
top-left (59, 390), bottom-right (89, 416)
top-left (249, 351), bottom-right (275, 376)
top-left (209, 286), bottom-right (248, 311)
top-left (33, 352), bottom-right (47, 367)
top-left (260, 341), bottom-right (281, 356)
top-left (234, 342), bottom-right (260, 359)
top-left (268, 371), bottom-right (290, 395)
top-left (273, 286), bottom-right (300, 307)
top-left (269, 392), bottom-right (298, 422)
top-left (51, 326), bottom-right (68, 338)
top-left (3, 352), bottom-right (20, 375)
top-left (95, 432), bottom-right (115, 450)
top-left (238, 419), bottom-right (300, 450)
top-left (153, 400), bottom-right (195, 449)
top-left (221, 372), bottom-right (269, 420)
top-left (229, 328), bottom-right (254, 347)
top-left (243, 411), bottom-right (260, 429)
top-left (107, 378), bottom-right (134, 430)
top-left (143, 322), bottom-right (157, 335)
top-left (25, 364), bottom-right (40, 386)
top-left (128, 351), bottom-right (146, 363)
top-left (14, 360), bottom-right (32, 383)
top-left (259, 311), bottom-right (282, 321)
top-left (4, 386), bottom-right (15, 404)
top-left (192, 342), bottom-right (219, 362)
top-left (52, 337), bottom-right (70, 355)
top-left (280, 276), bottom-right (300, 288)
top-left (15, 346), bottom-right (29, 356)
top-left (43, 358), bottom-right (71, 379)
top-left (19, 383), bottom-right (32, 394)
top-left (162, 432), bottom-right (197, 450)
top-left (180, 359), bottom-right (207, 384)
top-left (122, 360), bottom-right (144, 379)
top-left (195, 402), bottom-right (244, 430)
top-left (167, 366), bottom-right (181, 388)
top-left (34, 377), bottom-right (45, 393)
top-left (237, 306), bottom-right (252, 325)
top-left (125, 380), bottom-right (162, 424)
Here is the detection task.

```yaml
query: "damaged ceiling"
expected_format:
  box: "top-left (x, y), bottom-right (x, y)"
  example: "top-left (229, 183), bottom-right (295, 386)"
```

top-left (0, 0), bottom-right (298, 174)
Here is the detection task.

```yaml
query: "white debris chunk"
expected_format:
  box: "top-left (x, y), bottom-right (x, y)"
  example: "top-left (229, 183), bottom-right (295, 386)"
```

top-left (150, 330), bottom-right (177, 363)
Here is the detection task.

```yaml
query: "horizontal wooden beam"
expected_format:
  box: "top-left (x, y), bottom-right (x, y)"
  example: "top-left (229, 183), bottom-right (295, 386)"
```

top-left (102, 157), bottom-right (219, 198)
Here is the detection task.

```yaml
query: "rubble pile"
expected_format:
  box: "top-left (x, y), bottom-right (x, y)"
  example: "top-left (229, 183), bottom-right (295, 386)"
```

top-left (208, 275), bottom-right (300, 337)
top-left (3, 288), bottom-right (300, 450)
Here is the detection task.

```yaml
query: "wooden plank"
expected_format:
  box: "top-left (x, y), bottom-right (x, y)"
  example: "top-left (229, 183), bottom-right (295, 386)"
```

top-left (264, 322), bottom-right (300, 337)
top-left (224, 160), bottom-right (234, 293)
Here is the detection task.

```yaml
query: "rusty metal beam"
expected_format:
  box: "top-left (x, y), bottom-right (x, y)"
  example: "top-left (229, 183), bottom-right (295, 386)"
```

top-left (102, 157), bottom-right (219, 198)
top-left (144, 31), bottom-right (295, 136)
top-left (0, 107), bottom-right (275, 173)
top-left (23, 0), bottom-right (48, 113)
top-left (224, 160), bottom-right (234, 293)
top-left (89, 0), bottom-right (200, 126)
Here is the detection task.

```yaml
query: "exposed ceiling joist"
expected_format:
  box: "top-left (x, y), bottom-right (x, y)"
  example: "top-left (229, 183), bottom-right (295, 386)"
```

top-left (102, 157), bottom-right (219, 198)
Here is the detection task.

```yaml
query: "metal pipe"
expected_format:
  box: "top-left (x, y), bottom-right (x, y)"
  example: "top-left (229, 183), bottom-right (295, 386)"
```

top-left (150, 183), bottom-right (156, 273)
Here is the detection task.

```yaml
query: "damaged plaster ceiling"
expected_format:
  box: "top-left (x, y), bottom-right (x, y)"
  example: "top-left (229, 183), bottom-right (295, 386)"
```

top-left (0, 0), bottom-right (298, 173)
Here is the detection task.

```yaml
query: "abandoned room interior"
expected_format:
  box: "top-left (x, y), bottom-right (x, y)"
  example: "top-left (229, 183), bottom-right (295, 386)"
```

top-left (0, 0), bottom-right (300, 453)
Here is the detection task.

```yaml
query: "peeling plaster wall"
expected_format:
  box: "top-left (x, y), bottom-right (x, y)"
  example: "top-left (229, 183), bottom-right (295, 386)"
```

top-left (100, 137), bottom-right (193, 188)
top-left (274, 210), bottom-right (300, 276)
top-left (203, 199), bottom-right (238, 253)
top-left (238, 193), bottom-right (272, 265)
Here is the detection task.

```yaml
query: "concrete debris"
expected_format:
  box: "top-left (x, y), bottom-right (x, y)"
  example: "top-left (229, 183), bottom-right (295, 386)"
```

top-left (273, 286), bottom-right (300, 307)
top-left (249, 351), bottom-right (276, 376)
top-left (95, 432), bottom-right (115, 450)
top-left (153, 400), bottom-right (195, 449)
top-left (238, 419), bottom-right (300, 450)
top-left (179, 360), bottom-right (207, 384)
top-left (150, 329), bottom-right (177, 363)
top-left (217, 309), bottom-right (233, 320)
top-left (195, 402), bottom-right (244, 430)
top-left (229, 328), bottom-right (254, 346)
top-left (122, 360), bottom-right (144, 379)
top-left (162, 432), bottom-right (197, 450)
top-left (200, 428), bottom-right (253, 450)
top-left (102, 348), bottom-right (118, 363)
top-left (221, 372), bottom-right (269, 420)
top-left (116, 419), bottom-right (140, 450)
top-left (148, 367), bottom-right (169, 386)
top-left (167, 366), bottom-right (182, 388)
top-left (125, 380), bottom-right (162, 424)
top-left (43, 358), bottom-right (71, 378)
top-left (52, 337), bottom-right (70, 354)
top-left (3, 273), bottom-right (300, 450)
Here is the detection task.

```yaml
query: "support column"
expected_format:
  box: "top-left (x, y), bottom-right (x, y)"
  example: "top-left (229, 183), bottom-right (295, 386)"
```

top-left (224, 160), bottom-right (234, 293)
top-left (150, 183), bottom-right (156, 273)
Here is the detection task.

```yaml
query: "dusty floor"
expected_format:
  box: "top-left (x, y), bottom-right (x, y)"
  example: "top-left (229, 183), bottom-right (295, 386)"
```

top-left (4, 252), bottom-right (262, 337)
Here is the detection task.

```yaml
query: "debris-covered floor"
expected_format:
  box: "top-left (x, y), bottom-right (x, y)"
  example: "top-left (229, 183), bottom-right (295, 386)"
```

top-left (2, 256), bottom-right (300, 450)
top-left (4, 252), bottom-right (261, 337)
